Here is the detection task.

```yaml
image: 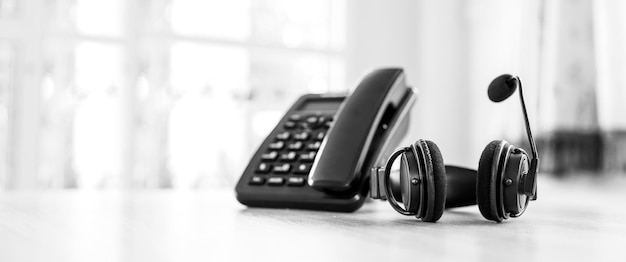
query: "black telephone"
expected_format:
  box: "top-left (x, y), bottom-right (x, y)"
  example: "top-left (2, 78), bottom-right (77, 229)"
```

top-left (235, 68), bottom-right (417, 212)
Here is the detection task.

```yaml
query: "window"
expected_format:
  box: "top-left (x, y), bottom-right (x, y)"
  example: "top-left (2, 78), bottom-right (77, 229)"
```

top-left (1, 0), bottom-right (347, 189)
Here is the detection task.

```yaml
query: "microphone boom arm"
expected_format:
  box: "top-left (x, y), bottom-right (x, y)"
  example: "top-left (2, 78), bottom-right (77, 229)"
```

top-left (516, 76), bottom-right (539, 200)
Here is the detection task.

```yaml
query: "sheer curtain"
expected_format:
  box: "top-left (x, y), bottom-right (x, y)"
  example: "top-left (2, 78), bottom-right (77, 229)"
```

top-left (535, 0), bottom-right (626, 175)
top-left (349, 0), bottom-right (625, 175)
top-left (394, 0), bottom-right (544, 168)
top-left (593, 0), bottom-right (626, 174)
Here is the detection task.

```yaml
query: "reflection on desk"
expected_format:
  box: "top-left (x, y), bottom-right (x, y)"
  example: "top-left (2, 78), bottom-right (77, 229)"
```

top-left (0, 176), bottom-right (625, 262)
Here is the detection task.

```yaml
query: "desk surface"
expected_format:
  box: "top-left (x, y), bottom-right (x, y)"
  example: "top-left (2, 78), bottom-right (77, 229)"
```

top-left (1, 176), bottom-right (625, 262)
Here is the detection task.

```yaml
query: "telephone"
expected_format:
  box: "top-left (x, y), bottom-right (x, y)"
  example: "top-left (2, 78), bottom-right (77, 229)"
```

top-left (235, 68), bottom-right (417, 212)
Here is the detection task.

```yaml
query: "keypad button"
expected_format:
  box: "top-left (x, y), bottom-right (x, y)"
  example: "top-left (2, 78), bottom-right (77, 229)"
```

top-left (261, 151), bottom-right (278, 161)
top-left (255, 163), bottom-right (271, 173)
top-left (287, 141), bottom-right (303, 150)
top-left (306, 141), bottom-right (321, 150)
top-left (294, 132), bottom-right (310, 141)
top-left (314, 131), bottom-right (326, 141)
top-left (249, 176), bottom-right (266, 185)
top-left (280, 151), bottom-right (297, 162)
top-left (287, 177), bottom-right (305, 186)
top-left (284, 121), bottom-right (297, 129)
top-left (289, 114), bottom-right (302, 121)
top-left (318, 116), bottom-right (331, 126)
top-left (276, 132), bottom-right (290, 140)
top-left (299, 152), bottom-right (316, 162)
top-left (325, 120), bottom-right (333, 129)
top-left (273, 163), bottom-right (291, 174)
top-left (294, 163), bottom-right (311, 174)
top-left (306, 115), bottom-right (318, 123)
top-left (268, 141), bottom-right (285, 150)
top-left (299, 121), bottom-right (312, 130)
top-left (267, 177), bottom-right (285, 186)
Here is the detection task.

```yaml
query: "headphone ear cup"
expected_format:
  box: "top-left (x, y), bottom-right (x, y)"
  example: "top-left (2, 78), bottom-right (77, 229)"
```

top-left (477, 140), bottom-right (504, 222)
top-left (420, 140), bottom-right (446, 222)
top-left (399, 149), bottom-right (420, 213)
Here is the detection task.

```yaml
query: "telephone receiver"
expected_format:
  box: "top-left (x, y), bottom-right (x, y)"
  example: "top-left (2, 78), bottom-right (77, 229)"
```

top-left (235, 68), bottom-right (417, 212)
top-left (308, 68), bottom-right (416, 192)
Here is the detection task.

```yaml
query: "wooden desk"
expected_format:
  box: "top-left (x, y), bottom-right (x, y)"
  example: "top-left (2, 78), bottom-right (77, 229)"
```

top-left (1, 176), bottom-right (625, 262)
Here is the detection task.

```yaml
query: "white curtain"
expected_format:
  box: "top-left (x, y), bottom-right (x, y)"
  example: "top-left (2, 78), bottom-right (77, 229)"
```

top-left (347, 0), bottom-right (625, 173)
top-left (594, 0), bottom-right (626, 130)
top-left (347, 0), bottom-right (542, 167)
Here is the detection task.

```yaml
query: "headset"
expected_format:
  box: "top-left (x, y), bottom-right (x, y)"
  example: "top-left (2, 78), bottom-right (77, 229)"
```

top-left (370, 74), bottom-right (539, 222)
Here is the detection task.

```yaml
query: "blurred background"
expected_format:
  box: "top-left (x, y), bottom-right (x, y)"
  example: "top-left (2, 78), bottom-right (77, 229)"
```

top-left (0, 0), bottom-right (624, 190)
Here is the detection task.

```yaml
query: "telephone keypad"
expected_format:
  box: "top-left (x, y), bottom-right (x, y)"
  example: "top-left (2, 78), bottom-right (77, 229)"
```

top-left (248, 112), bottom-right (334, 187)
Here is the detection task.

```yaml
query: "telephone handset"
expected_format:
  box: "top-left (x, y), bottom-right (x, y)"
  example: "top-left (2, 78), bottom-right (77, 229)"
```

top-left (235, 68), bottom-right (417, 212)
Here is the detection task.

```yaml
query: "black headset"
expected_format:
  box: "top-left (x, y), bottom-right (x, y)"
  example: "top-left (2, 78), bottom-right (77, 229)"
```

top-left (371, 74), bottom-right (540, 222)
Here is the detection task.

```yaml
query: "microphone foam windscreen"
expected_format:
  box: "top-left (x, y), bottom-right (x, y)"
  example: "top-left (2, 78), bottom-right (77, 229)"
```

top-left (488, 74), bottom-right (517, 102)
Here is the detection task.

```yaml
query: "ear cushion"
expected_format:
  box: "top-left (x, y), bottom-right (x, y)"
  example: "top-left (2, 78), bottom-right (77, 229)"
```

top-left (421, 140), bottom-right (446, 222)
top-left (477, 140), bottom-right (503, 222)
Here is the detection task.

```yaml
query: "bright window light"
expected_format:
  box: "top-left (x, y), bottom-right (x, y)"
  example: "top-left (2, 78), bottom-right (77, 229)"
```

top-left (251, 50), bottom-right (338, 94)
top-left (74, 0), bottom-right (124, 37)
top-left (1, 0), bottom-right (346, 189)
top-left (170, 0), bottom-right (251, 40)
top-left (169, 42), bottom-right (249, 94)
top-left (0, 41), bottom-right (13, 187)
top-left (73, 42), bottom-right (124, 188)
top-left (74, 42), bottom-right (124, 94)
top-left (168, 42), bottom-right (249, 187)
top-left (252, 0), bottom-right (337, 49)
